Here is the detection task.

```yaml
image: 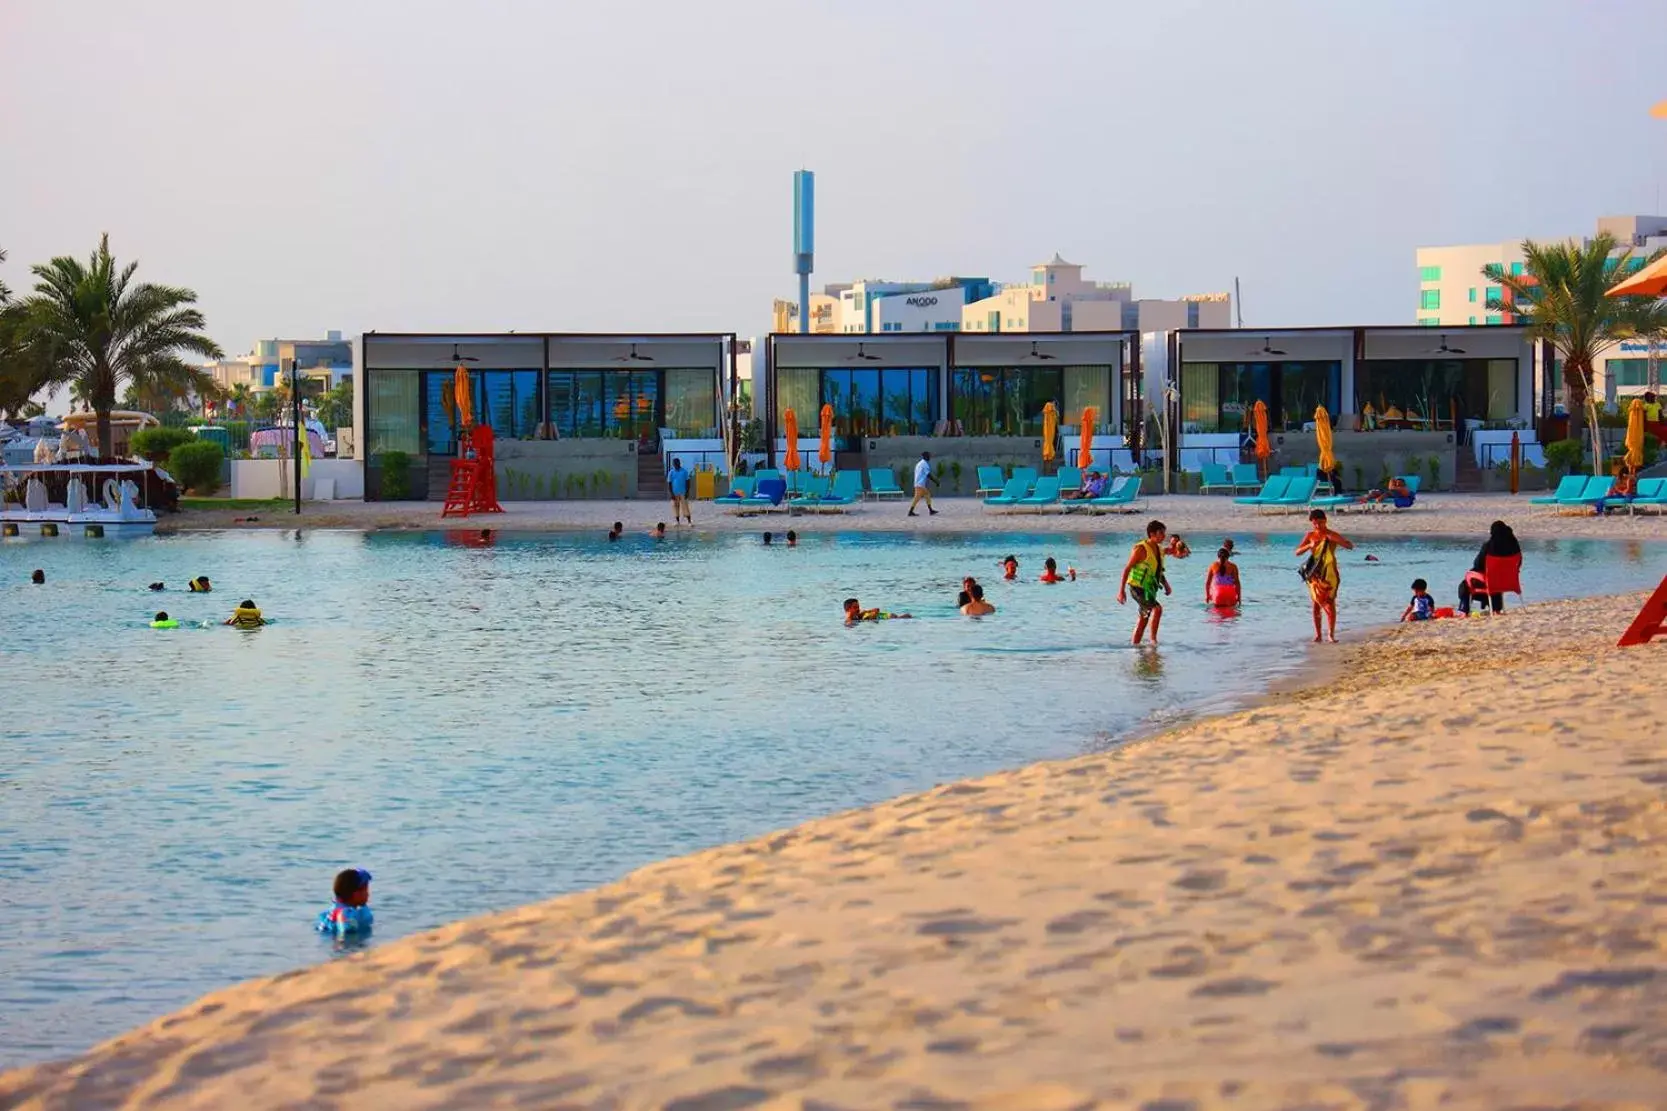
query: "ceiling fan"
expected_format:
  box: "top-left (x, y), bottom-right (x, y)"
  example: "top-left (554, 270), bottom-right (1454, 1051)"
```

top-left (847, 343), bottom-right (882, 362)
top-left (451, 344), bottom-right (479, 364)
top-left (1429, 334), bottom-right (1466, 355)
top-left (612, 343), bottom-right (655, 363)
top-left (1247, 336), bottom-right (1287, 357)
top-left (1022, 341), bottom-right (1058, 361)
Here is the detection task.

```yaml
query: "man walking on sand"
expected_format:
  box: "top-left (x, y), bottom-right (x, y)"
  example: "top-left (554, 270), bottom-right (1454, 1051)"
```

top-left (908, 451), bottom-right (939, 517)
top-left (667, 458), bottom-right (693, 525)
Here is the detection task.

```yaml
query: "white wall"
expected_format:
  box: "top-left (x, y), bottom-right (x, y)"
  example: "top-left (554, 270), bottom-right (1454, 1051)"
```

top-left (870, 287), bottom-right (967, 332)
top-left (230, 459), bottom-right (364, 500)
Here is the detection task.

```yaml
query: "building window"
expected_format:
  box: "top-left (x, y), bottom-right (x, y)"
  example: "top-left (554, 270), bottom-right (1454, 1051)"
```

top-left (664, 368), bottom-right (717, 437)
top-left (1468, 287), bottom-right (1477, 303)
top-left (1485, 314), bottom-right (1502, 325)
top-left (1607, 359), bottom-right (1651, 388)
top-left (1180, 361), bottom-right (1341, 434)
top-left (793, 367), bottom-right (935, 437)
top-left (1419, 265), bottom-right (1441, 282)
top-left (1419, 318), bottom-right (1441, 327)
top-left (544, 369), bottom-right (669, 441)
top-left (1419, 289), bottom-right (1441, 310)
top-left (952, 367), bottom-right (1063, 436)
top-left (367, 371), bottom-right (421, 456)
top-left (1356, 358), bottom-right (1516, 422)
top-left (1510, 262), bottom-right (1524, 276)
top-left (1484, 286), bottom-right (1501, 303)
top-left (1468, 316), bottom-right (1477, 325)
top-left (1186, 302), bottom-right (1200, 328)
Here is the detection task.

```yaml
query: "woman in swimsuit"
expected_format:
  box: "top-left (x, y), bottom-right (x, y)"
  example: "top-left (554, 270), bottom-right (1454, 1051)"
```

top-left (1294, 509), bottom-right (1354, 643)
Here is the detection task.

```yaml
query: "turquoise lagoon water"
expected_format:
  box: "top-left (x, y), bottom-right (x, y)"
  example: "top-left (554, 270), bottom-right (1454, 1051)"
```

top-left (0, 527), bottom-right (1661, 1066)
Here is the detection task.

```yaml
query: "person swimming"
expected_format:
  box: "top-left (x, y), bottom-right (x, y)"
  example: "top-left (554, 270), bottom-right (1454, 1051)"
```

top-left (30, 569), bottom-right (44, 584)
top-left (607, 521), bottom-right (623, 542)
top-left (1039, 558), bottom-right (1075, 583)
top-left (151, 611), bottom-right (178, 628)
top-left (225, 600), bottom-right (267, 628)
top-left (1163, 534), bottom-right (1191, 559)
top-left (961, 583), bottom-right (996, 617)
top-left (786, 530), bottom-right (798, 547)
top-left (316, 867), bottom-right (374, 937)
top-left (653, 522), bottom-right (667, 539)
top-left (188, 576), bottom-right (212, 593)
top-left (843, 597), bottom-right (912, 625)
top-left (763, 531), bottom-right (774, 546)
top-left (148, 581), bottom-right (166, 591)
top-left (1001, 555), bottom-right (1018, 581)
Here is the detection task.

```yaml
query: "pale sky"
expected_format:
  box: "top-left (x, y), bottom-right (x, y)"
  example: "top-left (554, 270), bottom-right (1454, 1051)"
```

top-left (2, 0), bottom-right (1664, 364)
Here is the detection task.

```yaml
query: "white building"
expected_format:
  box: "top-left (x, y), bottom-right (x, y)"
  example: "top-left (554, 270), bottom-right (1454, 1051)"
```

top-left (1417, 216), bottom-right (1667, 401)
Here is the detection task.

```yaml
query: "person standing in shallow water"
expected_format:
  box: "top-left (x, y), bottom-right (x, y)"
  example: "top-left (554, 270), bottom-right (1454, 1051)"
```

top-left (1295, 509), bottom-right (1354, 643)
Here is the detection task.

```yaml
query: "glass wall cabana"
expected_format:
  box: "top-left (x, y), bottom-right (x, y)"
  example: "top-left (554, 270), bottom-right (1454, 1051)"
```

top-left (359, 334), bottom-right (728, 460)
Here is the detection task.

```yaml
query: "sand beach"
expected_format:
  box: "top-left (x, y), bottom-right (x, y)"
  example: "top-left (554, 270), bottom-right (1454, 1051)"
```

top-left (162, 491), bottom-right (1667, 543)
top-left (4, 587), bottom-right (1664, 1110)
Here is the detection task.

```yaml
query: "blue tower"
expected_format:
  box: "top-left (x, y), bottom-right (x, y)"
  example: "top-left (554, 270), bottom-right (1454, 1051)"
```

top-left (793, 170), bottom-right (814, 334)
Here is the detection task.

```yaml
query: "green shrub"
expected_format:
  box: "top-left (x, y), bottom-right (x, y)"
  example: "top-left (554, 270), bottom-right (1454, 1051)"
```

top-left (377, 450), bottom-right (412, 499)
top-left (168, 440), bottom-right (225, 494)
top-left (130, 426), bottom-right (197, 463)
top-left (1542, 438), bottom-right (1585, 477)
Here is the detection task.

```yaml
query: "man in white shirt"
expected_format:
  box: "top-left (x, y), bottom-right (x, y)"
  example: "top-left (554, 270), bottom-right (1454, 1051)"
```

top-left (908, 451), bottom-right (939, 517)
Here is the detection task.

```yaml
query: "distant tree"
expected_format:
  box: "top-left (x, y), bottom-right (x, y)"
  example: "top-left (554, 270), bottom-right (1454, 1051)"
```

top-left (20, 234), bottom-right (222, 457)
top-left (227, 382), bottom-right (253, 418)
top-left (1484, 235), bottom-right (1666, 470)
top-left (315, 379), bottom-right (353, 430)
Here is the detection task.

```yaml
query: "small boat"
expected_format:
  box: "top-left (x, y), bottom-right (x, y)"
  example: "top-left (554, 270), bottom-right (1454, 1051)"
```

top-left (1, 462), bottom-right (160, 538)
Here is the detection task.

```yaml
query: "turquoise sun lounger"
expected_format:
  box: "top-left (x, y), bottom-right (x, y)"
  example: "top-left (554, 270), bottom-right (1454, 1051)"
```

top-left (1234, 475), bottom-right (1291, 505)
top-left (975, 466), bottom-right (1006, 498)
top-left (1015, 476), bottom-right (1062, 511)
top-left (1065, 474), bottom-right (1143, 513)
top-left (867, 468), bottom-right (905, 500)
top-left (982, 476), bottom-right (1032, 509)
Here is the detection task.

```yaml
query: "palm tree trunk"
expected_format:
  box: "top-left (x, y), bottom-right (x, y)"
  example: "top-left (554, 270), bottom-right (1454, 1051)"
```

top-left (1564, 357), bottom-right (1602, 475)
top-left (96, 408), bottom-right (113, 462)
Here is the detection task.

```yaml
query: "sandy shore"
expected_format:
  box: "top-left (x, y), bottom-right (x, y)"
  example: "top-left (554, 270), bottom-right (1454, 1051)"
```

top-left (5, 592), bottom-right (1665, 1109)
top-left (160, 491), bottom-right (1667, 542)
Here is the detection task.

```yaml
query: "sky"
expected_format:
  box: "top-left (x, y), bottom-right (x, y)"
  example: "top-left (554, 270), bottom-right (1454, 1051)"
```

top-left (2, 0), bottom-right (1665, 369)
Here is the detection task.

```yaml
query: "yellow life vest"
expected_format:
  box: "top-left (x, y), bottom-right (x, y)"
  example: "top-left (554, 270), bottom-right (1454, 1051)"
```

top-left (1127, 539), bottom-right (1164, 592)
top-left (230, 606), bottom-right (264, 628)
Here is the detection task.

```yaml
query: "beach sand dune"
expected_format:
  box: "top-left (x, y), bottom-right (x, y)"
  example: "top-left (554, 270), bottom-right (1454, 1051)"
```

top-left (3, 596), bottom-right (1665, 1109)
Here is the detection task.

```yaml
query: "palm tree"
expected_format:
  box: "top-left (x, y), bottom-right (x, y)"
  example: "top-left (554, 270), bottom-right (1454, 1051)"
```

top-left (21, 234), bottom-right (222, 458)
top-left (1483, 235), bottom-right (1666, 468)
top-left (227, 382), bottom-right (253, 419)
top-left (0, 246), bottom-right (11, 304)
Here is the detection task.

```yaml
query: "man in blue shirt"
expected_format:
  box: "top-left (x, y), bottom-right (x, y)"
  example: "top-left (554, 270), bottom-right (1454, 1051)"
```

top-left (668, 457), bottom-right (693, 525)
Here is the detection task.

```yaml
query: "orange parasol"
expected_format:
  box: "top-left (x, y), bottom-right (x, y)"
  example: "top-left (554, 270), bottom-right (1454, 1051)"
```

top-left (1314, 404), bottom-right (1335, 473)
top-left (1626, 397), bottom-right (1646, 468)
top-left (1608, 253), bottom-right (1667, 299)
top-left (1079, 406), bottom-right (1097, 469)
top-left (818, 403), bottom-right (833, 468)
top-left (783, 407), bottom-right (801, 472)
top-left (454, 366), bottom-right (473, 427)
top-left (1041, 401), bottom-right (1058, 463)
top-left (1253, 400), bottom-right (1271, 469)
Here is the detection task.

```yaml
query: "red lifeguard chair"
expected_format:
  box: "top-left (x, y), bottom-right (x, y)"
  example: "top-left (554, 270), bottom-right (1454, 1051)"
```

top-left (1618, 575), bottom-right (1667, 647)
top-left (440, 424), bottom-right (504, 518)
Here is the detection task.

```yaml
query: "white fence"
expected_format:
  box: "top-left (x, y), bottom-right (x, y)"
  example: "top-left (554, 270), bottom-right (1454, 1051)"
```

top-left (229, 459), bottom-right (364, 500)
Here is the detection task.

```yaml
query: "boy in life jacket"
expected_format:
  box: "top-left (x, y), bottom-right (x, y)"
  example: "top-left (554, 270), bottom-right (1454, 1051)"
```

top-left (317, 868), bottom-right (374, 936)
top-left (1117, 520), bottom-right (1172, 644)
top-left (843, 597), bottom-right (912, 626)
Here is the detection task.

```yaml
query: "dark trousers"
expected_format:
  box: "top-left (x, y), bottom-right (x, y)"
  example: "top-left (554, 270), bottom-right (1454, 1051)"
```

top-left (1457, 580), bottom-right (1504, 615)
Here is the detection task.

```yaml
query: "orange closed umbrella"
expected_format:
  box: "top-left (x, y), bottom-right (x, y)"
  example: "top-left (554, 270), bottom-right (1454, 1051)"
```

top-left (1314, 404), bottom-right (1335, 473)
top-left (1041, 401), bottom-right (1058, 463)
top-left (1079, 406), bottom-right (1097, 469)
top-left (818, 403), bottom-right (833, 468)
top-left (454, 366), bottom-right (473, 428)
top-left (1626, 397), bottom-right (1646, 468)
top-left (1253, 400), bottom-right (1271, 472)
top-left (783, 407), bottom-right (801, 472)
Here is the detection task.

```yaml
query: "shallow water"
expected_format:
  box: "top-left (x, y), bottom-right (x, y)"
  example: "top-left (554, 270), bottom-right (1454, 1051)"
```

top-left (0, 526), bottom-right (1660, 1065)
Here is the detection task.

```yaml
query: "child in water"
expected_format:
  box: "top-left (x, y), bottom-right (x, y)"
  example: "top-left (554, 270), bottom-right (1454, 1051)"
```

top-left (151, 611), bottom-right (178, 628)
top-left (1001, 555), bottom-right (1018, 581)
top-left (1204, 547), bottom-right (1240, 607)
top-left (188, 576), bottom-right (212, 593)
top-left (1039, 558), bottom-right (1076, 583)
top-left (843, 597), bottom-right (912, 626)
top-left (1401, 578), bottom-right (1435, 622)
top-left (225, 599), bottom-right (267, 628)
top-left (316, 868), bottom-right (374, 936)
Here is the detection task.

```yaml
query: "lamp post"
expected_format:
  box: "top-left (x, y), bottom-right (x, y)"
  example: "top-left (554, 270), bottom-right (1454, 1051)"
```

top-left (284, 357), bottom-right (302, 515)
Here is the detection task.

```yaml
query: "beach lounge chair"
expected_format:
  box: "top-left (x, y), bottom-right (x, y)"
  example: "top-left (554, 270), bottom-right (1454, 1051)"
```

top-left (1279, 465), bottom-right (1307, 478)
top-left (1011, 466), bottom-right (1039, 490)
top-left (1056, 466), bottom-right (1083, 494)
top-left (1529, 474), bottom-right (1586, 505)
top-left (867, 468), bottom-right (905, 500)
top-left (712, 476), bottom-right (757, 505)
top-left (1233, 475), bottom-right (1291, 505)
top-left (1262, 476), bottom-right (1317, 512)
top-left (1543, 474), bottom-right (1614, 513)
top-left (1621, 477), bottom-right (1667, 514)
top-left (975, 466), bottom-right (1006, 499)
top-left (753, 468), bottom-right (782, 486)
top-left (795, 470), bottom-right (864, 512)
top-left (1308, 491), bottom-right (1362, 510)
top-left (1230, 462), bottom-right (1261, 491)
top-left (1066, 474), bottom-right (1144, 513)
top-left (982, 476), bottom-right (1033, 509)
top-left (1199, 463), bottom-right (1233, 494)
top-left (787, 474), bottom-right (830, 506)
top-left (1014, 476), bottom-right (1062, 512)
top-left (724, 476), bottom-right (788, 514)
